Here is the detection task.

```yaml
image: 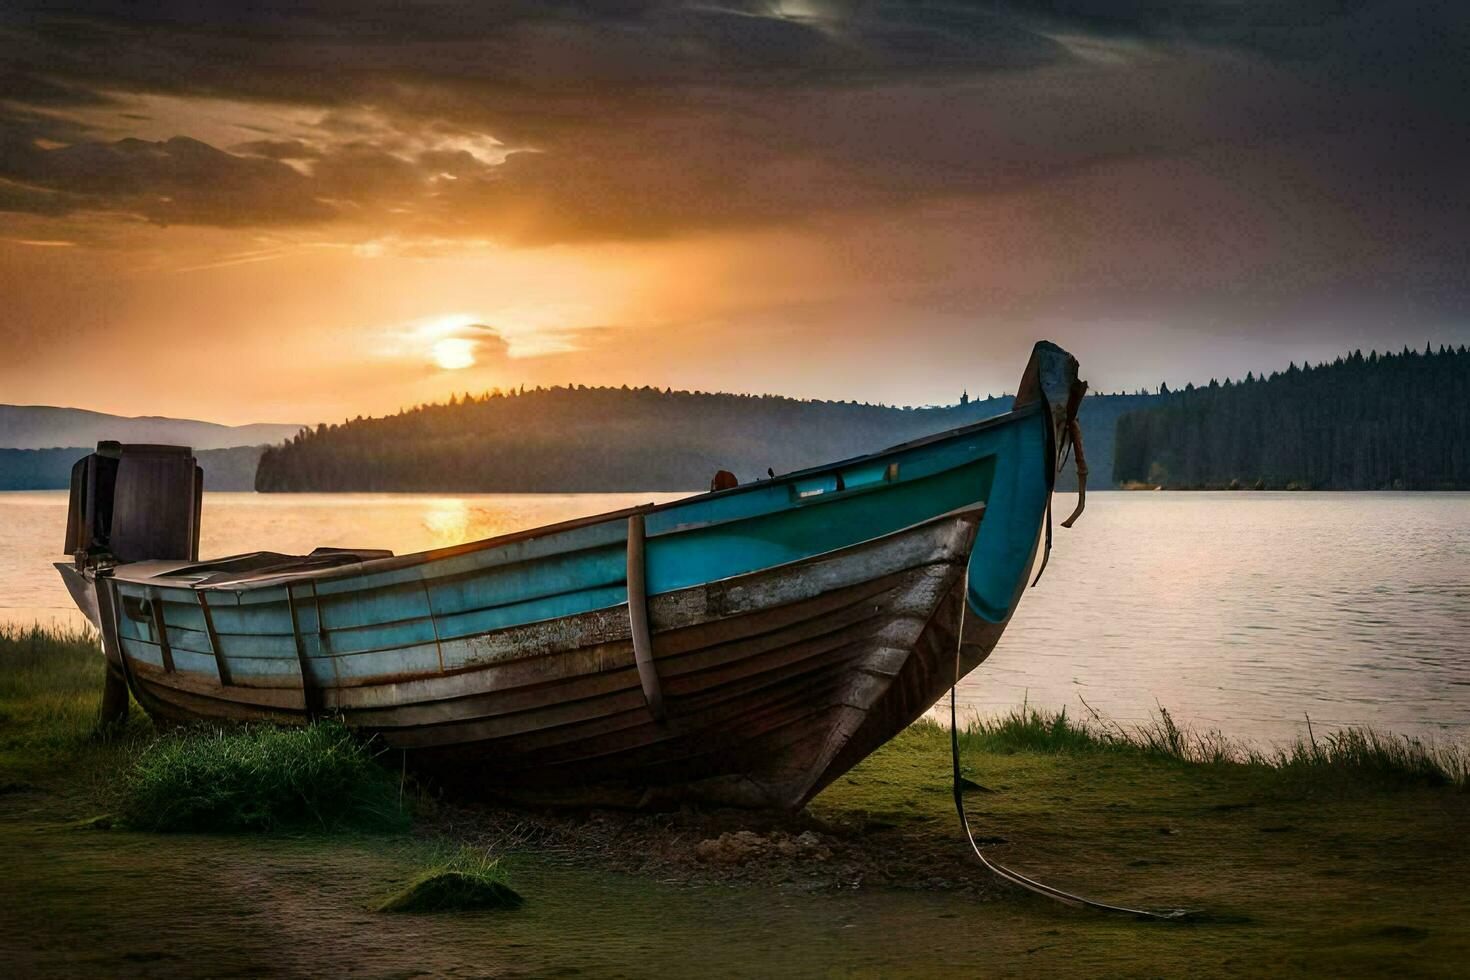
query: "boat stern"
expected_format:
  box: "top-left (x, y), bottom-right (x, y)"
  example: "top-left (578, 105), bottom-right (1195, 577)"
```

top-left (57, 439), bottom-right (204, 625)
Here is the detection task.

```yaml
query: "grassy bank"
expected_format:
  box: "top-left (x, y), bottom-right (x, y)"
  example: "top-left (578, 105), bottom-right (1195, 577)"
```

top-left (3, 622), bottom-right (1468, 976)
top-left (958, 702), bottom-right (1468, 790)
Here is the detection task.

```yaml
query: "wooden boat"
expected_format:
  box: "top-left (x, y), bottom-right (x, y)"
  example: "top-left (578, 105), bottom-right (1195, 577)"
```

top-left (57, 341), bottom-right (1087, 809)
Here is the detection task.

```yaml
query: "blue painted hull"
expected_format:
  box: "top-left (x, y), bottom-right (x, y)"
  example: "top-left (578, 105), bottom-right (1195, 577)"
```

top-left (66, 343), bottom-right (1084, 807)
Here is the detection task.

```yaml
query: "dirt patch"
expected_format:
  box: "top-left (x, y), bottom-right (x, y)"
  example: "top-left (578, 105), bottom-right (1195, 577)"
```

top-left (421, 796), bottom-right (995, 894)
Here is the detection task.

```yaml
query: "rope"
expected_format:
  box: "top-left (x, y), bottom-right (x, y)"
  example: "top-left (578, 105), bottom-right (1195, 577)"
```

top-left (1029, 495), bottom-right (1053, 588)
top-left (1060, 418), bottom-right (1088, 529)
top-left (1029, 405), bottom-right (1087, 584)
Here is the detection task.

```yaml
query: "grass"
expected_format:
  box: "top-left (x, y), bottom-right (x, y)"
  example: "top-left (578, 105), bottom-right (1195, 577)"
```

top-left (377, 843), bottom-right (523, 913)
top-left (1272, 725), bottom-right (1469, 789)
top-left (0, 623), bottom-right (155, 796)
top-left (120, 720), bottom-right (410, 833)
top-left (0, 622), bottom-right (114, 749)
top-left (954, 701), bottom-right (1468, 790)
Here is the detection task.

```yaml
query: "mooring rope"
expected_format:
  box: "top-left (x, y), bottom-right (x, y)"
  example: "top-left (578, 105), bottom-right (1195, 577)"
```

top-left (1059, 418), bottom-right (1088, 529)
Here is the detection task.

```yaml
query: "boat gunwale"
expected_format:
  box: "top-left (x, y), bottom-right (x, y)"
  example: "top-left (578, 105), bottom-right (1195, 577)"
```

top-left (108, 401), bottom-right (1038, 594)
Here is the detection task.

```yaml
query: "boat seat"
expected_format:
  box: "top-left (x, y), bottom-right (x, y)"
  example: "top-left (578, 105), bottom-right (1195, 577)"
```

top-left (158, 547), bottom-right (395, 587)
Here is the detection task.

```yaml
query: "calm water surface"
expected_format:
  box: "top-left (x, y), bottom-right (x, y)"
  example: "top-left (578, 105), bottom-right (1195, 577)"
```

top-left (3, 490), bottom-right (1465, 744)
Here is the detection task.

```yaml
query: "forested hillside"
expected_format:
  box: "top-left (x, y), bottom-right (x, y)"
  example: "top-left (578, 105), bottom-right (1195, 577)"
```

top-left (1113, 345), bottom-right (1470, 490)
top-left (255, 387), bottom-right (1158, 493)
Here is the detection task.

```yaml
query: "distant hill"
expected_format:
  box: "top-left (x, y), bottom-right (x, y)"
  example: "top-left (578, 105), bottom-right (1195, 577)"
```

top-left (255, 387), bottom-right (1159, 493)
top-left (0, 446), bottom-right (267, 491)
top-left (1114, 344), bottom-right (1470, 490)
top-left (0, 405), bottom-right (304, 451)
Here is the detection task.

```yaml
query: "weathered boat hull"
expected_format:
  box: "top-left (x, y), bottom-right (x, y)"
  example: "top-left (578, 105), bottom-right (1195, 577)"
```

top-left (60, 341), bottom-right (1084, 809)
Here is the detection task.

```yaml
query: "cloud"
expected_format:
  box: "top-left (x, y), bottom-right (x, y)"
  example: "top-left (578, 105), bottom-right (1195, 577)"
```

top-left (0, 134), bottom-right (335, 225)
top-left (456, 324), bottom-right (512, 361)
top-left (0, 70), bottom-right (114, 107)
top-left (231, 139), bottom-right (322, 161)
top-left (0, 1), bottom-right (1464, 251)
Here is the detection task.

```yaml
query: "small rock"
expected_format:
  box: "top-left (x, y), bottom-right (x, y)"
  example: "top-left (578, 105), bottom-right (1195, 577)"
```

top-left (793, 831), bottom-right (833, 861)
top-left (693, 830), bottom-right (768, 865)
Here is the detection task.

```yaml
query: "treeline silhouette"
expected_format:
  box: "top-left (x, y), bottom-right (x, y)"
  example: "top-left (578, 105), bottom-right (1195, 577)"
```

top-left (255, 386), bottom-right (1158, 493)
top-left (1114, 345), bottom-right (1470, 490)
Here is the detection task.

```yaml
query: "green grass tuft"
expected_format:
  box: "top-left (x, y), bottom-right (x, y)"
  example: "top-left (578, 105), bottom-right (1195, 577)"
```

top-left (1269, 725), bottom-right (1469, 789)
top-left (378, 844), bottom-right (523, 913)
top-left (120, 720), bottom-right (410, 833)
top-left (961, 704), bottom-right (1105, 755)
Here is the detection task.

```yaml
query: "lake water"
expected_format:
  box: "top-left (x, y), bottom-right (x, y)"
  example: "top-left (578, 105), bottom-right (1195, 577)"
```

top-left (3, 490), bottom-right (1466, 746)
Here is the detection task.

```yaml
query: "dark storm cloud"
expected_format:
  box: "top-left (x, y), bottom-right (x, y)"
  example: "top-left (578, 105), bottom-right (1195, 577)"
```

top-left (0, 134), bottom-right (335, 225)
top-left (0, 69), bottom-right (114, 107)
top-left (0, 1), bottom-right (1465, 245)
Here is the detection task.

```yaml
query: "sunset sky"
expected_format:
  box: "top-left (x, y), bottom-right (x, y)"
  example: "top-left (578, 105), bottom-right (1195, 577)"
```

top-left (2, 2), bottom-right (1466, 424)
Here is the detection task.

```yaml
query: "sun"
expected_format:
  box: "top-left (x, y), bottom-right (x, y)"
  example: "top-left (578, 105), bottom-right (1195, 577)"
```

top-left (431, 337), bottom-right (477, 370)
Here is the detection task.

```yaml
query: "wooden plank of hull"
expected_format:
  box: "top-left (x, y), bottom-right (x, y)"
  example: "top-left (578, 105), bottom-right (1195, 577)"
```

top-left (127, 660), bottom-right (309, 714)
top-left (132, 674), bottom-right (307, 726)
